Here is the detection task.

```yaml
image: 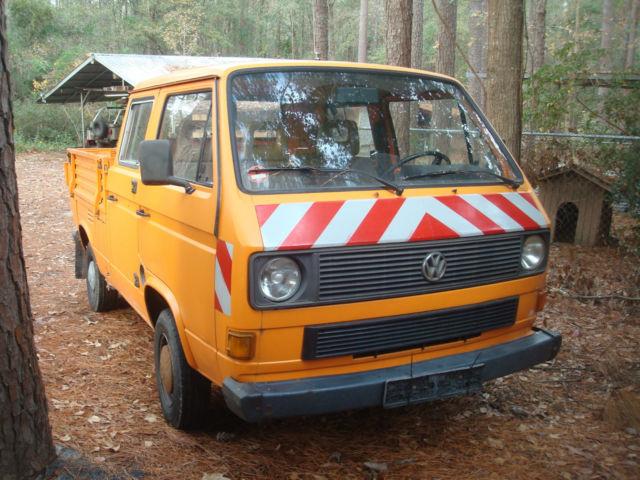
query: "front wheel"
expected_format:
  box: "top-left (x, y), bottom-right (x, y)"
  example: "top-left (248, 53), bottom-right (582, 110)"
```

top-left (85, 245), bottom-right (119, 312)
top-left (154, 309), bottom-right (211, 429)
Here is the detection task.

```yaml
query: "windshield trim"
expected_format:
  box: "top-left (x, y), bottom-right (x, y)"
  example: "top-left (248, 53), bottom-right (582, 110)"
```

top-left (226, 66), bottom-right (524, 195)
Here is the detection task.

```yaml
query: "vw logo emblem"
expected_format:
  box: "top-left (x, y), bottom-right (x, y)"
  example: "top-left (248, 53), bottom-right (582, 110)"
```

top-left (422, 252), bottom-right (447, 282)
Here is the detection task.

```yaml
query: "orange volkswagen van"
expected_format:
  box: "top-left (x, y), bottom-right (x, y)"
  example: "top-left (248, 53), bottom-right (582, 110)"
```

top-left (65, 59), bottom-right (561, 428)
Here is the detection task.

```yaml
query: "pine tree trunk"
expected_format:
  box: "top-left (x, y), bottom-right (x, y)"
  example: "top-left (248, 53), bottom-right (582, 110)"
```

top-left (486, 0), bottom-right (524, 162)
top-left (480, 0), bottom-right (489, 85)
top-left (435, 0), bottom-right (457, 76)
top-left (598, 0), bottom-right (614, 98)
top-left (385, 0), bottom-right (413, 155)
top-left (385, 0), bottom-right (412, 68)
top-left (600, 0), bottom-right (614, 73)
top-left (290, 11), bottom-right (295, 58)
top-left (524, 0), bottom-right (546, 164)
top-left (527, 0), bottom-right (546, 73)
top-left (564, 0), bottom-right (581, 132)
top-left (411, 0), bottom-right (423, 69)
top-left (358, 0), bottom-right (368, 62)
top-left (468, 0), bottom-right (487, 109)
top-left (313, 0), bottom-right (329, 60)
top-left (0, 4), bottom-right (56, 478)
top-left (410, 0), bottom-right (424, 131)
top-left (625, 0), bottom-right (639, 70)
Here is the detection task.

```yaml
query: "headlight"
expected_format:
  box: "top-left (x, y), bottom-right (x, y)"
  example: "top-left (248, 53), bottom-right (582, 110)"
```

top-left (259, 257), bottom-right (301, 302)
top-left (521, 235), bottom-right (546, 271)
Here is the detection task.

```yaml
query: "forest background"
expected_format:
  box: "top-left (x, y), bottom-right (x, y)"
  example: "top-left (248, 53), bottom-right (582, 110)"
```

top-left (1, 2), bottom-right (639, 478)
top-left (5, 0), bottom-right (640, 214)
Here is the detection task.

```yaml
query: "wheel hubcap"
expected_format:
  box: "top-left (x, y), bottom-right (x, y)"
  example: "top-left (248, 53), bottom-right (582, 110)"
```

top-left (159, 344), bottom-right (174, 394)
top-left (87, 261), bottom-right (97, 291)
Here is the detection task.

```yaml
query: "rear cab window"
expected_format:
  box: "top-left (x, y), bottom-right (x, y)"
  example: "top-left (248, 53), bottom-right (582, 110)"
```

top-left (118, 99), bottom-right (154, 167)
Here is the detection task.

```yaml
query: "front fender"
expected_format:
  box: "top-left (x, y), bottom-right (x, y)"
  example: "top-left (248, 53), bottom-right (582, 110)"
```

top-left (143, 274), bottom-right (196, 368)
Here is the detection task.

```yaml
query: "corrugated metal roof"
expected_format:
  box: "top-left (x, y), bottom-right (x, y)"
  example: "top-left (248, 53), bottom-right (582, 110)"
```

top-left (38, 53), bottom-right (257, 104)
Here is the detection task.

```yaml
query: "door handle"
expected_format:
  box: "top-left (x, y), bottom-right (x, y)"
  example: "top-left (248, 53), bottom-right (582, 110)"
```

top-left (107, 195), bottom-right (118, 202)
top-left (135, 209), bottom-right (150, 217)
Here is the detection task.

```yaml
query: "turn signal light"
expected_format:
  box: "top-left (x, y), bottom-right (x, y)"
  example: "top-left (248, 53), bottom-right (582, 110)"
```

top-left (536, 290), bottom-right (547, 312)
top-left (227, 331), bottom-right (255, 360)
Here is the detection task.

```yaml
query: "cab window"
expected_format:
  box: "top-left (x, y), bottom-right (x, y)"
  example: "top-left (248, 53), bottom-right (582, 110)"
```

top-left (159, 91), bottom-right (213, 186)
top-left (119, 99), bottom-right (153, 167)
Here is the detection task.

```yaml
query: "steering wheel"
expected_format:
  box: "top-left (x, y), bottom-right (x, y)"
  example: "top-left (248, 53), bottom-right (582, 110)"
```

top-left (382, 150), bottom-right (451, 177)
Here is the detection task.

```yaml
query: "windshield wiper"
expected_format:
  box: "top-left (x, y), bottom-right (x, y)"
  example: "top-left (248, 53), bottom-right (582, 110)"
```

top-left (403, 169), bottom-right (523, 190)
top-left (251, 166), bottom-right (404, 195)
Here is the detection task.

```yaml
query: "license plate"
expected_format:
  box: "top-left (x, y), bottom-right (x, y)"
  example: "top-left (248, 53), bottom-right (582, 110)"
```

top-left (383, 364), bottom-right (484, 408)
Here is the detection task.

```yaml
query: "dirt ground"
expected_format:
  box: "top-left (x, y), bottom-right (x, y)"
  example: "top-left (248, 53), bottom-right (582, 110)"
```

top-left (15, 152), bottom-right (640, 480)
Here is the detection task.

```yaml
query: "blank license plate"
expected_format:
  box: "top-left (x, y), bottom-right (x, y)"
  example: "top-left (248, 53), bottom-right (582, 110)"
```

top-left (383, 364), bottom-right (484, 408)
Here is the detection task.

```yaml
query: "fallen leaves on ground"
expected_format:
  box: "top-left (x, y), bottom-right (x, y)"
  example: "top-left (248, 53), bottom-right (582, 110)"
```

top-left (17, 152), bottom-right (639, 480)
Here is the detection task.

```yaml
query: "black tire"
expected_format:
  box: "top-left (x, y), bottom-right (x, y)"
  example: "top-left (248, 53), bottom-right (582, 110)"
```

top-left (154, 309), bottom-right (211, 429)
top-left (85, 245), bottom-right (119, 312)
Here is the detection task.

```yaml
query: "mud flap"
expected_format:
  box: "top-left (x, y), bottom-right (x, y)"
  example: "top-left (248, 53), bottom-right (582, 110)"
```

top-left (73, 230), bottom-right (87, 279)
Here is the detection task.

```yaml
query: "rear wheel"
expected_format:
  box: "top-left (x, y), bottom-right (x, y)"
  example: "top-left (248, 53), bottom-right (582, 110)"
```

top-left (154, 308), bottom-right (211, 429)
top-left (85, 245), bottom-right (119, 312)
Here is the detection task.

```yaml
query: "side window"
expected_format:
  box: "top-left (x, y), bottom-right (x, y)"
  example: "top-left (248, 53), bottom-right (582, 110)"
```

top-left (119, 100), bottom-right (153, 166)
top-left (159, 91), bottom-right (213, 185)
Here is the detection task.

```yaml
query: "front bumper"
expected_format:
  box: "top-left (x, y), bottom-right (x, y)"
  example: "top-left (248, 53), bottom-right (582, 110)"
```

top-left (222, 328), bottom-right (561, 422)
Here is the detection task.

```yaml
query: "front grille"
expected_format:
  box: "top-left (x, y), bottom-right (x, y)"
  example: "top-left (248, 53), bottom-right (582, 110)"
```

top-left (317, 233), bottom-right (524, 302)
top-left (302, 297), bottom-right (518, 359)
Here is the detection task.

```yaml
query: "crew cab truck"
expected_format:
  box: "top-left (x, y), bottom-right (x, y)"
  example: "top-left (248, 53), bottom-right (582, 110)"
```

top-left (65, 59), bottom-right (561, 428)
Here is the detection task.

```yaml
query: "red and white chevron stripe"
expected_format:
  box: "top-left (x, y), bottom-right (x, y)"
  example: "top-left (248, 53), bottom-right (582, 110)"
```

top-left (214, 240), bottom-right (233, 315)
top-left (255, 192), bottom-right (547, 251)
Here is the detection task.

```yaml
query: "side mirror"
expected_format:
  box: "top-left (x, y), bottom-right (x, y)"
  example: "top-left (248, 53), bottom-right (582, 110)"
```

top-left (139, 140), bottom-right (195, 194)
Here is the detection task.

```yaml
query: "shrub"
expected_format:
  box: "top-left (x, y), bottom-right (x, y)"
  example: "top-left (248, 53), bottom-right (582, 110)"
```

top-left (14, 99), bottom-right (83, 151)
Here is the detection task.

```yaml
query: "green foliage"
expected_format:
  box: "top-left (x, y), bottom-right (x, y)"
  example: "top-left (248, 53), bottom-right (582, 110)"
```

top-left (8, 0), bottom-right (57, 44)
top-left (523, 42), bottom-right (600, 132)
top-left (161, 0), bottom-right (206, 55)
top-left (522, 1), bottom-right (640, 228)
top-left (14, 100), bottom-right (82, 151)
top-left (524, 44), bottom-right (639, 226)
top-left (6, 0), bottom-right (640, 160)
top-left (596, 83), bottom-right (640, 218)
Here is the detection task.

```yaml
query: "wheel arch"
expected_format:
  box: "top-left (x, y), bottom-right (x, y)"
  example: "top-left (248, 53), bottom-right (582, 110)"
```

top-left (77, 224), bottom-right (90, 249)
top-left (143, 278), bottom-right (196, 367)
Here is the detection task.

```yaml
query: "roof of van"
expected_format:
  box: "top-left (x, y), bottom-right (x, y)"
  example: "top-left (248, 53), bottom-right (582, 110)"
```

top-left (40, 53), bottom-right (455, 104)
top-left (132, 58), bottom-right (456, 92)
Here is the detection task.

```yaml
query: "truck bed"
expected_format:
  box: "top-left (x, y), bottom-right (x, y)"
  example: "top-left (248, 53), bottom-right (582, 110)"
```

top-left (65, 148), bottom-right (116, 218)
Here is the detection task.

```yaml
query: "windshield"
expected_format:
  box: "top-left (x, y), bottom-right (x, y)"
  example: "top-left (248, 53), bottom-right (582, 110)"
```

top-left (230, 69), bottom-right (521, 193)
